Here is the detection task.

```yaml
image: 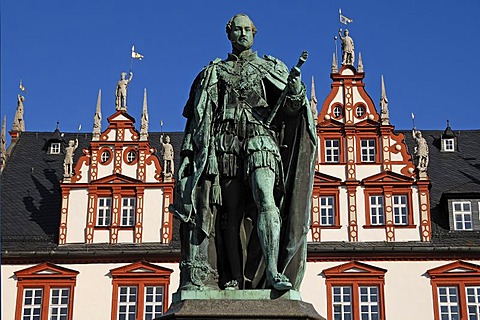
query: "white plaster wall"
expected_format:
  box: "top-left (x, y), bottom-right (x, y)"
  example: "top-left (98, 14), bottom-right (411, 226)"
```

top-left (121, 162), bottom-right (138, 180)
top-left (142, 188), bottom-right (164, 242)
top-left (318, 165), bottom-right (346, 180)
top-left (94, 230), bottom-right (110, 243)
top-left (320, 226), bottom-right (348, 242)
top-left (97, 161), bottom-right (113, 179)
top-left (117, 230), bottom-right (134, 243)
top-left (391, 164), bottom-right (409, 176)
top-left (145, 159), bottom-right (160, 183)
top-left (66, 189), bottom-right (89, 243)
top-left (124, 129), bottom-right (135, 141)
top-left (77, 162), bottom-right (90, 183)
top-left (2, 262), bottom-right (180, 320)
top-left (389, 137), bottom-right (406, 162)
top-left (355, 165), bottom-right (382, 181)
top-left (106, 130), bottom-right (116, 141)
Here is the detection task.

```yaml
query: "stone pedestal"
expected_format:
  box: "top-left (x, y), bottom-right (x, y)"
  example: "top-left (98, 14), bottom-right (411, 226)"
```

top-left (157, 290), bottom-right (325, 320)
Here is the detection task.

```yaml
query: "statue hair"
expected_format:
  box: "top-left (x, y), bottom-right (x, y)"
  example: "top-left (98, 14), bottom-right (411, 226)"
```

top-left (226, 13), bottom-right (257, 36)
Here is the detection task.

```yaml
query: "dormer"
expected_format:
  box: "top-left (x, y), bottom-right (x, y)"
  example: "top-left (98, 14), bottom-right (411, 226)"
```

top-left (44, 126), bottom-right (63, 155)
top-left (441, 120), bottom-right (456, 152)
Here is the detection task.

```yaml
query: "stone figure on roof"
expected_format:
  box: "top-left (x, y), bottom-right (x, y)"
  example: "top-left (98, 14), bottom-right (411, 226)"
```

top-left (63, 139), bottom-right (79, 178)
top-left (413, 128), bottom-right (429, 178)
top-left (115, 72), bottom-right (133, 111)
top-left (338, 28), bottom-right (354, 66)
top-left (12, 94), bottom-right (25, 132)
top-left (160, 134), bottom-right (174, 181)
top-left (170, 13), bottom-right (316, 292)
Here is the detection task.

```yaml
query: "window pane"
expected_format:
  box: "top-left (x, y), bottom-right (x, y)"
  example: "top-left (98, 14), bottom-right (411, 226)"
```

top-left (118, 286), bottom-right (137, 320)
top-left (453, 201), bottom-right (473, 230)
top-left (438, 286), bottom-right (459, 320)
top-left (144, 286), bottom-right (164, 319)
top-left (49, 288), bottom-right (69, 320)
top-left (332, 286), bottom-right (352, 320)
top-left (22, 288), bottom-right (43, 320)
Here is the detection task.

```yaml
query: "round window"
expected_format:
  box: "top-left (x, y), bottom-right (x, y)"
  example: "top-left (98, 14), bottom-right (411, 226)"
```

top-left (101, 150), bottom-right (111, 163)
top-left (333, 106), bottom-right (343, 118)
top-left (127, 150), bottom-right (136, 163)
top-left (356, 106), bottom-right (365, 118)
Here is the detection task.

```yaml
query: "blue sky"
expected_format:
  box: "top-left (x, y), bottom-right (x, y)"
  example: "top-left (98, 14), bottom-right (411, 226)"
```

top-left (2, 1), bottom-right (479, 138)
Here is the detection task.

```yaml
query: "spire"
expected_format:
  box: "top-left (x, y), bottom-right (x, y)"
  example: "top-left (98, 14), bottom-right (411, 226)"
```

top-left (140, 88), bottom-right (149, 141)
top-left (92, 89), bottom-right (102, 141)
top-left (1, 115), bottom-right (7, 172)
top-left (357, 52), bottom-right (364, 73)
top-left (331, 53), bottom-right (338, 73)
top-left (380, 75), bottom-right (390, 125)
top-left (310, 76), bottom-right (318, 124)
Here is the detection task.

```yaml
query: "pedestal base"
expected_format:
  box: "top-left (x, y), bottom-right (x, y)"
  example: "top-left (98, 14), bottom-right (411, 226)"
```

top-left (158, 290), bottom-right (324, 320)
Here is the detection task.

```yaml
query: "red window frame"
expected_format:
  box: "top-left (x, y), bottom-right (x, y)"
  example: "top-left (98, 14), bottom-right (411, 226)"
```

top-left (110, 261), bottom-right (173, 320)
top-left (14, 263), bottom-right (78, 320)
top-left (363, 187), bottom-right (414, 228)
top-left (428, 261), bottom-right (480, 320)
top-left (324, 261), bottom-right (387, 320)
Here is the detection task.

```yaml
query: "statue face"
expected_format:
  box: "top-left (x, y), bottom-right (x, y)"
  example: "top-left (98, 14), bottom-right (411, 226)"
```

top-left (165, 136), bottom-right (170, 143)
top-left (229, 15), bottom-right (254, 52)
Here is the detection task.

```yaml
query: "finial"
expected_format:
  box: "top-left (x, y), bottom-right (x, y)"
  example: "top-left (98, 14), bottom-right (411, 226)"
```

top-left (331, 53), bottom-right (338, 73)
top-left (446, 119), bottom-right (450, 128)
top-left (380, 75), bottom-right (390, 125)
top-left (310, 76), bottom-right (318, 124)
top-left (56, 121), bottom-right (60, 130)
top-left (92, 89), bottom-right (102, 141)
top-left (357, 52), bottom-right (364, 73)
top-left (140, 88), bottom-right (149, 141)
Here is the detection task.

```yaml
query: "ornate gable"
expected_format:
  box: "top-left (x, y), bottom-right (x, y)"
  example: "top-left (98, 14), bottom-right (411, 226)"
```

top-left (323, 261), bottom-right (387, 279)
top-left (110, 261), bottom-right (173, 279)
top-left (362, 171), bottom-right (414, 186)
top-left (14, 262), bottom-right (79, 280)
top-left (427, 261), bottom-right (480, 279)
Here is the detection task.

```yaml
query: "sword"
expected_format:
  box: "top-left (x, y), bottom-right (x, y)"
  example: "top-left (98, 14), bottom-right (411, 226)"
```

top-left (265, 51), bottom-right (308, 127)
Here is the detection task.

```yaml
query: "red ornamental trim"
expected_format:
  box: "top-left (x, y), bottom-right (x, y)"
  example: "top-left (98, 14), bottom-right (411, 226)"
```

top-left (85, 193), bottom-right (97, 244)
top-left (145, 154), bottom-right (163, 182)
top-left (71, 150), bottom-right (90, 183)
top-left (134, 192), bottom-right (144, 244)
top-left (161, 186), bottom-right (174, 244)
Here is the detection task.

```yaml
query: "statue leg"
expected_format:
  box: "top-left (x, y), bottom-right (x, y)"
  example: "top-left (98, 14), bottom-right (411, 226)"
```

top-left (219, 177), bottom-right (245, 289)
top-left (250, 167), bottom-right (291, 291)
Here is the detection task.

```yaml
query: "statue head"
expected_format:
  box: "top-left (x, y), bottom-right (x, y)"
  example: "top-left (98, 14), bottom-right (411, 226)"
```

top-left (344, 29), bottom-right (349, 36)
top-left (120, 72), bottom-right (127, 80)
top-left (226, 14), bottom-right (256, 53)
top-left (416, 131), bottom-right (422, 138)
top-left (165, 135), bottom-right (171, 143)
top-left (68, 140), bottom-right (75, 146)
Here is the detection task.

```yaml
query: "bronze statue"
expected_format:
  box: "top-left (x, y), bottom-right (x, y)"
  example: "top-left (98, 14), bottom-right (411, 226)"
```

top-left (171, 14), bottom-right (316, 292)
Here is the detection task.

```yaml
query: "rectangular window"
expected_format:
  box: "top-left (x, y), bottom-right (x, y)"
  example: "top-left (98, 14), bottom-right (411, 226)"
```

top-left (361, 139), bottom-right (376, 163)
top-left (22, 288), bottom-right (43, 320)
top-left (121, 197), bottom-right (136, 227)
top-left (453, 201), bottom-right (472, 230)
top-left (144, 286), bottom-right (164, 320)
top-left (393, 195), bottom-right (408, 225)
top-left (320, 196), bottom-right (335, 226)
top-left (49, 142), bottom-right (61, 154)
top-left (370, 196), bottom-right (385, 225)
top-left (466, 286), bottom-right (480, 319)
top-left (97, 197), bottom-right (112, 227)
top-left (48, 288), bottom-right (70, 320)
top-left (438, 286), bottom-right (459, 320)
top-left (443, 139), bottom-right (455, 152)
top-left (332, 286), bottom-right (352, 320)
top-left (118, 286), bottom-right (137, 320)
top-left (325, 139), bottom-right (340, 163)
top-left (359, 286), bottom-right (380, 320)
